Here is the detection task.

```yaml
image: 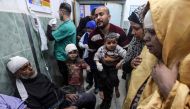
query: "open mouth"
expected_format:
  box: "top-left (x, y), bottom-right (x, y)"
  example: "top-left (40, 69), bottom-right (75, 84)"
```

top-left (97, 21), bottom-right (103, 26)
top-left (146, 45), bottom-right (153, 51)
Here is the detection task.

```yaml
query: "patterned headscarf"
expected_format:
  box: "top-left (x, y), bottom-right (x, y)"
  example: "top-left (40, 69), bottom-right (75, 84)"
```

top-left (128, 4), bottom-right (146, 26)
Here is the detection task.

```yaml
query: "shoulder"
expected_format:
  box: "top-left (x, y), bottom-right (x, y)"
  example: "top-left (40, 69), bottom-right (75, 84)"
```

top-left (89, 29), bottom-right (103, 42)
top-left (110, 23), bottom-right (125, 34)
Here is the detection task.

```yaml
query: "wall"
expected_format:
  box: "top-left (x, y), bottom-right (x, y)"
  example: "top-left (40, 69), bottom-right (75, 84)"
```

top-left (123, 0), bottom-right (147, 21)
top-left (75, 1), bottom-right (125, 27)
top-left (122, 0), bottom-right (147, 30)
top-left (0, 0), bottom-right (74, 19)
top-left (0, 0), bottom-right (74, 95)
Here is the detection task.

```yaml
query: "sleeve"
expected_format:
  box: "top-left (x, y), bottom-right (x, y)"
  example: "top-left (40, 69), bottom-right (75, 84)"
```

top-left (88, 32), bottom-right (97, 50)
top-left (94, 47), bottom-right (101, 61)
top-left (78, 33), bottom-right (86, 48)
top-left (164, 81), bottom-right (190, 108)
top-left (80, 59), bottom-right (88, 69)
top-left (137, 81), bottom-right (190, 109)
top-left (124, 37), bottom-right (142, 63)
top-left (117, 45), bottom-right (127, 59)
top-left (46, 25), bottom-right (55, 41)
top-left (52, 25), bottom-right (73, 42)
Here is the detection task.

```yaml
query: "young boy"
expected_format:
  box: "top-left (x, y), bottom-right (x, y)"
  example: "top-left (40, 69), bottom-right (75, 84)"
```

top-left (94, 33), bottom-right (126, 108)
top-left (78, 20), bottom-right (99, 92)
top-left (78, 20), bottom-right (96, 59)
top-left (65, 44), bottom-right (90, 93)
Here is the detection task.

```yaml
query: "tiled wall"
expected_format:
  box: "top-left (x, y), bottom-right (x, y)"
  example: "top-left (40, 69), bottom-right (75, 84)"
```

top-left (0, 12), bottom-right (63, 95)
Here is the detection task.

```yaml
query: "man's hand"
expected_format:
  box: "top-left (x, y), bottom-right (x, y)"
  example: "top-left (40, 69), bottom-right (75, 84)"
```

top-left (116, 61), bottom-right (123, 69)
top-left (130, 56), bottom-right (142, 69)
top-left (48, 18), bottom-right (57, 29)
top-left (65, 94), bottom-right (79, 103)
top-left (99, 91), bottom-right (104, 99)
top-left (151, 61), bottom-right (179, 99)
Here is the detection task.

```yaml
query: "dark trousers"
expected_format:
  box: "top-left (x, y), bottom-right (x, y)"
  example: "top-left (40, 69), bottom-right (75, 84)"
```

top-left (99, 65), bottom-right (119, 109)
top-left (86, 68), bottom-right (98, 88)
top-left (57, 60), bottom-right (68, 86)
top-left (85, 58), bottom-right (98, 88)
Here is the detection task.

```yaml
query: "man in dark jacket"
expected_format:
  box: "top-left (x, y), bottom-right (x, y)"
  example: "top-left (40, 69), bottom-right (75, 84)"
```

top-left (88, 6), bottom-right (132, 109)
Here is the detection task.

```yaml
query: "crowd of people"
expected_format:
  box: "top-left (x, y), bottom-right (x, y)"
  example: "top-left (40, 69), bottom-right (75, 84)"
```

top-left (1, 0), bottom-right (190, 109)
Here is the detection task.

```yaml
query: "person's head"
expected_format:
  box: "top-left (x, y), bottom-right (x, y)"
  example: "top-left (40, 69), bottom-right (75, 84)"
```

top-left (144, 0), bottom-right (190, 67)
top-left (128, 5), bottom-right (146, 39)
top-left (86, 20), bottom-right (96, 33)
top-left (94, 6), bottom-right (111, 29)
top-left (143, 10), bottom-right (162, 59)
top-left (59, 2), bottom-right (71, 21)
top-left (90, 8), bottom-right (96, 20)
top-left (104, 33), bottom-right (119, 51)
top-left (7, 56), bottom-right (35, 79)
top-left (65, 44), bottom-right (78, 61)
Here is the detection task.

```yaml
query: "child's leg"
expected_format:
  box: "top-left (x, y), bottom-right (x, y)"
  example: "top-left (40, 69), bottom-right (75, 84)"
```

top-left (110, 69), bottom-right (120, 98)
top-left (115, 86), bottom-right (120, 98)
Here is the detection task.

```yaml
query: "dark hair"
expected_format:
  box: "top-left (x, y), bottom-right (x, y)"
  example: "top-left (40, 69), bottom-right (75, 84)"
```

top-left (91, 8), bottom-right (96, 15)
top-left (105, 32), bottom-right (119, 41)
top-left (59, 2), bottom-right (71, 15)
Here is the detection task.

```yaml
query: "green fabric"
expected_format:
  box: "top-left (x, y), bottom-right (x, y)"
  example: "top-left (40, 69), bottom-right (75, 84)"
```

top-left (52, 20), bottom-right (76, 61)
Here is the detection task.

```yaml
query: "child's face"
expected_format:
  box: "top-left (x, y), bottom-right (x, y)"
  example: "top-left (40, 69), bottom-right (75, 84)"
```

top-left (68, 50), bottom-right (78, 60)
top-left (16, 62), bottom-right (35, 79)
top-left (86, 28), bottom-right (93, 33)
top-left (105, 38), bottom-right (117, 51)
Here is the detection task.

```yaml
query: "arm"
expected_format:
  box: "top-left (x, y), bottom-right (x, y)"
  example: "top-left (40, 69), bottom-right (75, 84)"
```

top-left (78, 33), bottom-right (86, 48)
top-left (151, 61), bottom-right (178, 99)
top-left (52, 24), bottom-right (75, 42)
top-left (94, 48), bottom-right (104, 72)
top-left (46, 25), bottom-right (55, 41)
top-left (116, 46), bottom-right (126, 69)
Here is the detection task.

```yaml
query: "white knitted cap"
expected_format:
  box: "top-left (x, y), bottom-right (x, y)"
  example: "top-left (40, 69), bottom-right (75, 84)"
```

top-left (65, 44), bottom-right (77, 54)
top-left (144, 10), bottom-right (154, 28)
top-left (7, 56), bottom-right (29, 74)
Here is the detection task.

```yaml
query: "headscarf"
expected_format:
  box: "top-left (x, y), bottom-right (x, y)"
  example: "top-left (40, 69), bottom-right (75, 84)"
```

top-left (143, 10), bottom-right (154, 29)
top-left (147, 0), bottom-right (190, 85)
top-left (128, 4), bottom-right (146, 26)
top-left (137, 0), bottom-right (190, 108)
top-left (148, 0), bottom-right (190, 68)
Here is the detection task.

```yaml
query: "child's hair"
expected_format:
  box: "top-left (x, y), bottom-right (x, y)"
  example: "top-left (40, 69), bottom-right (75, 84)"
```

top-left (104, 32), bottom-right (119, 41)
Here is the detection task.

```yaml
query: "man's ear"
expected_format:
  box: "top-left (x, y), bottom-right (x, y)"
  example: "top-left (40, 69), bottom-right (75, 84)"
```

top-left (108, 14), bottom-right (111, 21)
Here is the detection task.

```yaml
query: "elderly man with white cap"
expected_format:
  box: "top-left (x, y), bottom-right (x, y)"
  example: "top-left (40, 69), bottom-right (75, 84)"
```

top-left (7, 56), bottom-right (95, 109)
